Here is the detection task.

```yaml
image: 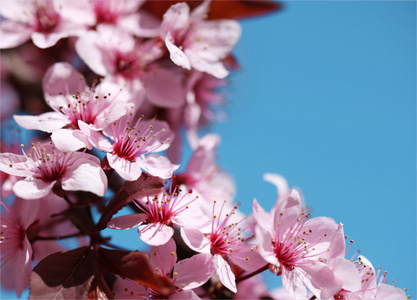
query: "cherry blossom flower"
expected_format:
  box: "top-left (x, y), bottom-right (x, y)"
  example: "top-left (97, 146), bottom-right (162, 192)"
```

top-left (82, 112), bottom-right (178, 181)
top-left (14, 62), bottom-right (131, 152)
top-left (160, 0), bottom-right (241, 78)
top-left (0, 0), bottom-right (85, 49)
top-left (173, 134), bottom-right (235, 213)
top-left (0, 198), bottom-right (39, 297)
top-left (0, 140), bottom-right (107, 199)
top-left (113, 238), bottom-right (214, 299)
top-left (181, 201), bottom-right (263, 293)
top-left (108, 183), bottom-right (207, 246)
top-left (57, 0), bottom-right (160, 38)
top-left (253, 190), bottom-right (341, 299)
top-left (75, 25), bottom-right (164, 102)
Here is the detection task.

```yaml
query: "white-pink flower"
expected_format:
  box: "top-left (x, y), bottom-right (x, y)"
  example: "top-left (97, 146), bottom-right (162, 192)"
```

top-left (113, 238), bottom-right (214, 299)
top-left (253, 190), bottom-right (341, 299)
top-left (108, 184), bottom-right (207, 246)
top-left (0, 198), bottom-right (38, 297)
top-left (0, 0), bottom-right (85, 49)
top-left (160, 1), bottom-right (241, 79)
top-left (181, 201), bottom-right (263, 293)
top-left (83, 112), bottom-right (178, 181)
top-left (14, 62), bottom-right (132, 152)
top-left (57, 0), bottom-right (160, 37)
top-left (0, 140), bottom-right (107, 199)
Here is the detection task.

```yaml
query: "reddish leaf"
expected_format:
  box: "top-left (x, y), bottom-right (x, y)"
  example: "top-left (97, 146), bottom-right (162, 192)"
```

top-left (55, 207), bottom-right (95, 235)
top-left (30, 247), bottom-right (98, 300)
top-left (96, 173), bottom-right (164, 231)
top-left (142, 0), bottom-right (281, 20)
top-left (97, 248), bottom-right (174, 297)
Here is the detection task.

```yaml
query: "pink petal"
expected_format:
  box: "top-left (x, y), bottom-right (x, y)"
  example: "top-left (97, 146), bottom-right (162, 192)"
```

top-left (165, 32), bottom-right (191, 69)
top-left (14, 112), bottom-right (70, 133)
top-left (0, 153), bottom-right (33, 177)
top-left (75, 31), bottom-right (107, 76)
top-left (170, 290), bottom-right (200, 300)
top-left (138, 223), bottom-right (174, 246)
top-left (137, 154), bottom-right (179, 179)
top-left (185, 49), bottom-right (228, 79)
top-left (107, 213), bottom-right (148, 230)
top-left (174, 253), bottom-right (214, 289)
top-left (328, 223), bottom-right (346, 260)
top-left (43, 62), bottom-right (87, 102)
top-left (298, 263), bottom-right (342, 299)
top-left (160, 3), bottom-right (190, 38)
top-left (13, 177), bottom-right (55, 199)
top-left (228, 248), bottom-right (267, 273)
top-left (51, 129), bottom-right (91, 151)
top-left (31, 31), bottom-right (68, 49)
top-left (142, 68), bottom-right (186, 108)
top-left (0, 21), bottom-right (32, 49)
top-left (252, 199), bottom-right (273, 235)
top-left (281, 268), bottom-right (309, 300)
top-left (149, 238), bottom-right (177, 272)
top-left (331, 258), bottom-right (361, 292)
top-left (62, 153), bottom-right (107, 196)
top-left (263, 173), bottom-right (290, 199)
top-left (78, 121), bottom-right (113, 152)
top-left (376, 284), bottom-right (408, 300)
top-left (180, 227), bottom-right (210, 253)
top-left (107, 153), bottom-right (142, 181)
top-left (215, 255), bottom-right (236, 293)
top-left (119, 12), bottom-right (160, 37)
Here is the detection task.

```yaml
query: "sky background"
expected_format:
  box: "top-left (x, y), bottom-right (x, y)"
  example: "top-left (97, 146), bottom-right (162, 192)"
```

top-left (211, 0), bottom-right (416, 297)
top-left (1, 1), bottom-right (416, 299)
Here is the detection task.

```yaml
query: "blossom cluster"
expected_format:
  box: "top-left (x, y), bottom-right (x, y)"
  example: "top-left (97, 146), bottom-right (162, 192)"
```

top-left (0, 1), bottom-right (410, 299)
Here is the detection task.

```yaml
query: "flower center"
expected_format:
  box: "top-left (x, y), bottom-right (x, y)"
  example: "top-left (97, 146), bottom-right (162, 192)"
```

top-left (33, 2), bottom-right (60, 33)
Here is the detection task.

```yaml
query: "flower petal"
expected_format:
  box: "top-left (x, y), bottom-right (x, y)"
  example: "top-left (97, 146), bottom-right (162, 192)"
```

top-left (107, 213), bottom-right (148, 230)
top-left (13, 177), bottom-right (55, 199)
top-left (174, 253), bottom-right (214, 289)
top-left (138, 223), bottom-right (174, 246)
top-left (107, 153), bottom-right (142, 181)
top-left (137, 154), bottom-right (179, 179)
top-left (215, 254), bottom-right (236, 293)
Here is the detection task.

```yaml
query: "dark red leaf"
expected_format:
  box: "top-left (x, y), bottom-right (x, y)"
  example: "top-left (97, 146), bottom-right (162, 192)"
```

top-left (96, 173), bottom-right (164, 231)
top-left (97, 248), bottom-right (174, 297)
top-left (55, 207), bottom-right (95, 235)
top-left (30, 247), bottom-right (98, 300)
top-left (142, 0), bottom-right (281, 20)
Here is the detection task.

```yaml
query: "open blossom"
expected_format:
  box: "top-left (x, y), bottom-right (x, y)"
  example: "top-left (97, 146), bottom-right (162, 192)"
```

top-left (57, 0), bottom-right (159, 37)
top-left (14, 62), bottom-right (131, 152)
top-left (0, 198), bottom-right (39, 297)
top-left (113, 238), bottom-right (214, 299)
top-left (0, 0), bottom-right (85, 49)
top-left (181, 201), bottom-right (263, 293)
top-left (108, 183), bottom-right (207, 246)
top-left (160, 0), bottom-right (241, 79)
top-left (173, 134), bottom-right (235, 212)
top-left (0, 140), bottom-right (107, 199)
top-left (82, 112), bottom-right (178, 181)
top-left (253, 190), bottom-right (341, 299)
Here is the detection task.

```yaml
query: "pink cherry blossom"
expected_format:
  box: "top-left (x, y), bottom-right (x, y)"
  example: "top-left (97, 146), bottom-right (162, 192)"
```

top-left (253, 190), bottom-right (341, 299)
top-left (57, 0), bottom-right (159, 37)
top-left (75, 25), bottom-right (164, 102)
top-left (0, 198), bottom-right (39, 297)
top-left (0, 0), bottom-right (85, 49)
top-left (181, 200), bottom-right (262, 293)
top-left (160, 1), bottom-right (241, 78)
top-left (0, 140), bottom-right (107, 199)
top-left (108, 183), bottom-right (207, 246)
top-left (173, 134), bottom-right (235, 214)
top-left (83, 112), bottom-right (178, 181)
top-left (14, 62), bottom-right (131, 152)
top-left (113, 238), bottom-right (214, 299)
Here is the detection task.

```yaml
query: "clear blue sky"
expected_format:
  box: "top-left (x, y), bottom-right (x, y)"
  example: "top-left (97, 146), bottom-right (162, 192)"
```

top-left (1, 1), bottom-right (415, 299)
top-left (212, 0), bottom-right (416, 297)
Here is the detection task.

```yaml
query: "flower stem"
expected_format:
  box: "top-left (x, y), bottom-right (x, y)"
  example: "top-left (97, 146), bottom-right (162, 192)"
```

top-left (236, 263), bottom-right (270, 283)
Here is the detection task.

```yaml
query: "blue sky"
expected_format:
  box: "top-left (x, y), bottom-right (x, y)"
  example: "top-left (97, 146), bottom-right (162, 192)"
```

top-left (1, 1), bottom-right (415, 299)
top-left (212, 0), bottom-right (416, 297)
